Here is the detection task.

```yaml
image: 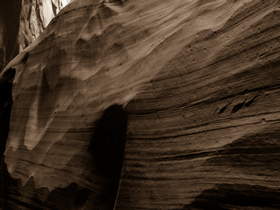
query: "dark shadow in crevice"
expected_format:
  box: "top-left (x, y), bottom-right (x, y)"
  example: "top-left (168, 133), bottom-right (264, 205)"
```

top-left (0, 67), bottom-right (15, 156)
top-left (244, 95), bottom-right (258, 107)
top-left (231, 101), bottom-right (245, 113)
top-left (0, 1), bottom-right (21, 68)
top-left (0, 67), bottom-right (16, 209)
top-left (181, 184), bottom-right (280, 210)
top-left (88, 104), bottom-right (128, 208)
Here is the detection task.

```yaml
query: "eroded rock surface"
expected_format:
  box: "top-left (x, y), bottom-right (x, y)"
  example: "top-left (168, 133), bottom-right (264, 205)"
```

top-left (1, 0), bottom-right (280, 209)
top-left (0, 0), bottom-right (71, 70)
top-left (19, 0), bottom-right (71, 50)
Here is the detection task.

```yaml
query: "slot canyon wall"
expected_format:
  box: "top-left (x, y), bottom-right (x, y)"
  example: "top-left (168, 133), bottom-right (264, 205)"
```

top-left (0, 0), bottom-right (71, 70)
top-left (19, 0), bottom-right (71, 50)
top-left (1, 0), bottom-right (280, 209)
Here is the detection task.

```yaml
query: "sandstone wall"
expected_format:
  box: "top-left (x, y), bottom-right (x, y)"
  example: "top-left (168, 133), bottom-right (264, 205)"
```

top-left (1, 0), bottom-right (280, 209)
top-left (0, 0), bottom-right (70, 70)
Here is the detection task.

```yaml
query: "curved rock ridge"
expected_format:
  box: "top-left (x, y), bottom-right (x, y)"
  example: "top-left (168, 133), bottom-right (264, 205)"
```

top-left (19, 0), bottom-right (72, 50)
top-left (0, 0), bottom-right (71, 70)
top-left (2, 0), bottom-right (280, 209)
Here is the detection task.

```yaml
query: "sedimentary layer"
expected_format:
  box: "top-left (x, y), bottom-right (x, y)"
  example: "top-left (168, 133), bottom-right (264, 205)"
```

top-left (1, 0), bottom-right (280, 209)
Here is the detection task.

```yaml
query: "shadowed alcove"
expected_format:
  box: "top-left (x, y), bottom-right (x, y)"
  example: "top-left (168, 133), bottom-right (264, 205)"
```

top-left (89, 104), bottom-right (128, 208)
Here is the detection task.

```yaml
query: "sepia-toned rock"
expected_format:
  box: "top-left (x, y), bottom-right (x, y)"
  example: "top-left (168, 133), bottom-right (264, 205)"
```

top-left (19, 0), bottom-right (71, 50)
top-left (0, 0), bottom-right (70, 70)
top-left (1, 0), bottom-right (280, 209)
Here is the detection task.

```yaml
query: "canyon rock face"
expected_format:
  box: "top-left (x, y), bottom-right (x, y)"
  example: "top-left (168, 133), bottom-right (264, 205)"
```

top-left (0, 0), bottom-right (70, 70)
top-left (1, 0), bottom-right (280, 209)
top-left (19, 0), bottom-right (71, 50)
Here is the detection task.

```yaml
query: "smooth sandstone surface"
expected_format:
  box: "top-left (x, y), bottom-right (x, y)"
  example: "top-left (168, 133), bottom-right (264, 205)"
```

top-left (1, 0), bottom-right (280, 209)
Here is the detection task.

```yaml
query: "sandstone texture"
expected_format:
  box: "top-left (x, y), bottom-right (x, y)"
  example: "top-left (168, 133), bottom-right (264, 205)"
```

top-left (0, 0), bottom-right (70, 70)
top-left (19, 0), bottom-right (71, 50)
top-left (1, 0), bottom-right (280, 209)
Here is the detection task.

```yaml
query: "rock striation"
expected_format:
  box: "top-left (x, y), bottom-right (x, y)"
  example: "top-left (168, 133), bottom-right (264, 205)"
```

top-left (19, 0), bottom-right (71, 50)
top-left (1, 0), bottom-right (280, 209)
top-left (0, 0), bottom-right (71, 70)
